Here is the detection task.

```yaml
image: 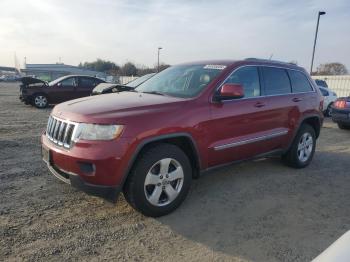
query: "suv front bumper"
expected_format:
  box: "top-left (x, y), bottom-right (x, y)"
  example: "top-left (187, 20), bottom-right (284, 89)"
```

top-left (41, 133), bottom-right (131, 200)
top-left (45, 160), bottom-right (121, 200)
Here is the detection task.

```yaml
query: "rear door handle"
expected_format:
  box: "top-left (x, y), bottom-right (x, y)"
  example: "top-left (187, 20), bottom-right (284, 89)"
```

top-left (292, 97), bottom-right (302, 102)
top-left (254, 102), bottom-right (266, 108)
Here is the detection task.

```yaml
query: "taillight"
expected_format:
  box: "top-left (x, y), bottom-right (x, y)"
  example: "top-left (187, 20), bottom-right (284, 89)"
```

top-left (319, 99), bottom-right (324, 111)
top-left (334, 100), bottom-right (350, 109)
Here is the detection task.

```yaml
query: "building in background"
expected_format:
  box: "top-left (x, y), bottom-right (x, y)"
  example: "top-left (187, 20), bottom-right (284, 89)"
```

top-left (22, 63), bottom-right (108, 81)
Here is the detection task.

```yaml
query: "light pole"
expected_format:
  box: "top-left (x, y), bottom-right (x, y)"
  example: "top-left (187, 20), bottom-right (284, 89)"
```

top-left (157, 47), bottom-right (162, 72)
top-left (310, 11), bottom-right (326, 74)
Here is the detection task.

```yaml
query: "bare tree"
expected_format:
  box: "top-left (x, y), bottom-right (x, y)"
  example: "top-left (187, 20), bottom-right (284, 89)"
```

top-left (314, 63), bottom-right (348, 75)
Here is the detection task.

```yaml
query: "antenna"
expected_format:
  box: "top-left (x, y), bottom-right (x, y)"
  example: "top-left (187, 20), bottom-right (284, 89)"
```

top-left (269, 54), bottom-right (273, 60)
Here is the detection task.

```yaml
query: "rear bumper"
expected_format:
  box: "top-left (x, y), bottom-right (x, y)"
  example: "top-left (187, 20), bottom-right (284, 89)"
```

top-left (332, 108), bottom-right (350, 125)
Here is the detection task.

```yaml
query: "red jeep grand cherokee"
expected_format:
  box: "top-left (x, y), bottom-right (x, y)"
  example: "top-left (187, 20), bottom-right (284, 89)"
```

top-left (41, 59), bottom-right (324, 217)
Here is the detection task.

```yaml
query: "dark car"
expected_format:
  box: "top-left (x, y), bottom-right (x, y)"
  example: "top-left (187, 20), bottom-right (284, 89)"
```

top-left (20, 75), bottom-right (105, 108)
top-left (332, 97), bottom-right (350, 129)
top-left (91, 73), bottom-right (155, 95)
top-left (42, 59), bottom-right (323, 217)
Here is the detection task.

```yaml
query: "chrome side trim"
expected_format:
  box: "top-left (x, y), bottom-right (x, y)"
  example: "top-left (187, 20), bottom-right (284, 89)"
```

top-left (214, 130), bottom-right (288, 151)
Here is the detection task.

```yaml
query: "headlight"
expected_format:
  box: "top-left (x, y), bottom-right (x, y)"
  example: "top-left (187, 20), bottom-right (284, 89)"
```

top-left (74, 124), bottom-right (124, 141)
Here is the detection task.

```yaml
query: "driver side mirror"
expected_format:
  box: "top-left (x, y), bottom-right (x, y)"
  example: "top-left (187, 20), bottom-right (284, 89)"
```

top-left (216, 83), bottom-right (244, 101)
top-left (57, 82), bottom-right (62, 87)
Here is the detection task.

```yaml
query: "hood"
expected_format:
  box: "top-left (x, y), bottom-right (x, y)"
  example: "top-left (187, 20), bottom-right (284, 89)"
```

top-left (53, 91), bottom-right (189, 124)
top-left (21, 77), bottom-right (47, 86)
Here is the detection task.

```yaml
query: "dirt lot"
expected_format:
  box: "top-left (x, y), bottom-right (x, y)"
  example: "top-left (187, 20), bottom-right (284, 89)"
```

top-left (0, 82), bottom-right (349, 262)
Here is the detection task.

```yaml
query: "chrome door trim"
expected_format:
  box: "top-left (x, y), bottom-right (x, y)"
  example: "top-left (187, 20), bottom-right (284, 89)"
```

top-left (214, 130), bottom-right (288, 151)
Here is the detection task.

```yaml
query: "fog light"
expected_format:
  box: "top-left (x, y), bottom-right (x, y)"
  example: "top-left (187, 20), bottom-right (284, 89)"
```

top-left (78, 162), bottom-right (95, 175)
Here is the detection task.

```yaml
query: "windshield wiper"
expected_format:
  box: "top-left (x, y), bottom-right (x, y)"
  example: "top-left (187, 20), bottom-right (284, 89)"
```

top-left (140, 91), bottom-right (165, 96)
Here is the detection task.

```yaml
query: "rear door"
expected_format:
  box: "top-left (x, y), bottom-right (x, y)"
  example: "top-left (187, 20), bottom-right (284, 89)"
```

top-left (75, 77), bottom-right (100, 98)
top-left (287, 69), bottom-right (317, 119)
top-left (259, 66), bottom-right (297, 149)
top-left (49, 76), bottom-right (77, 103)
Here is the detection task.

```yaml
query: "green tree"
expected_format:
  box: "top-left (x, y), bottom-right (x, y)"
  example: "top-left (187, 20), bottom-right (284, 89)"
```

top-left (120, 62), bottom-right (137, 76)
top-left (315, 63), bottom-right (348, 75)
top-left (79, 59), bottom-right (119, 73)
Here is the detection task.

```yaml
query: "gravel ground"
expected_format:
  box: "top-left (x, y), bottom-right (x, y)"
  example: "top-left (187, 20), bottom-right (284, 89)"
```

top-left (1, 82), bottom-right (349, 262)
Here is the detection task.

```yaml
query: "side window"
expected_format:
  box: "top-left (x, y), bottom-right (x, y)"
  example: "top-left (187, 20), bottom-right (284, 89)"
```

top-left (288, 70), bottom-right (313, 93)
top-left (60, 77), bottom-right (76, 87)
top-left (262, 67), bottom-right (291, 95)
top-left (224, 67), bottom-right (260, 98)
top-left (319, 88), bottom-right (329, 96)
top-left (79, 77), bottom-right (96, 88)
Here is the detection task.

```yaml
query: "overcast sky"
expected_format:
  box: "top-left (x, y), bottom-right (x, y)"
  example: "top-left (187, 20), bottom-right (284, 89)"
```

top-left (0, 0), bottom-right (349, 71)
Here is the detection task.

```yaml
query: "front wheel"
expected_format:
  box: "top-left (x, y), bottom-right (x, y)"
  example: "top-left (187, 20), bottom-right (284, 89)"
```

top-left (33, 94), bottom-right (48, 109)
top-left (325, 103), bottom-right (333, 117)
top-left (282, 124), bottom-right (316, 168)
top-left (123, 143), bottom-right (192, 217)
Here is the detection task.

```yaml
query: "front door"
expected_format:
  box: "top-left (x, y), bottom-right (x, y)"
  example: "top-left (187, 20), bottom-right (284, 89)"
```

top-left (207, 66), bottom-right (288, 167)
top-left (49, 76), bottom-right (77, 103)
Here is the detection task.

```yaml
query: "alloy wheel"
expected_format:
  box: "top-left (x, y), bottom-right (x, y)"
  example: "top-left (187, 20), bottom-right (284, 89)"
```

top-left (297, 132), bottom-right (313, 162)
top-left (144, 158), bottom-right (184, 207)
top-left (34, 95), bottom-right (47, 108)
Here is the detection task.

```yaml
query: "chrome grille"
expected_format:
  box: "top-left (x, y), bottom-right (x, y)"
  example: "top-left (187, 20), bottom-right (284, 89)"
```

top-left (46, 116), bottom-right (77, 148)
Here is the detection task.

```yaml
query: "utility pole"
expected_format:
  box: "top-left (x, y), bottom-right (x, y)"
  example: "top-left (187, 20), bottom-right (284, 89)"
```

top-left (310, 11), bottom-right (326, 74)
top-left (157, 47), bottom-right (163, 72)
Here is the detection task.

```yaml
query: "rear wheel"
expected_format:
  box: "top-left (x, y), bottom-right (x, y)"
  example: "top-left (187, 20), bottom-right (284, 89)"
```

top-left (338, 123), bottom-right (350, 130)
top-left (33, 94), bottom-right (48, 109)
top-left (282, 124), bottom-right (316, 168)
top-left (123, 143), bottom-right (192, 217)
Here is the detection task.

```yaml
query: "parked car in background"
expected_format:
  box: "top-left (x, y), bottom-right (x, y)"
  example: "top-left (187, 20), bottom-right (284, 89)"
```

top-left (41, 59), bottom-right (323, 217)
top-left (332, 97), bottom-right (350, 129)
top-left (1, 75), bottom-right (21, 82)
top-left (91, 73), bottom-right (155, 95)
top-left (315, 79), bottom-right (328, 88)
top-left (20, 75), bottom-right (105, 108)
top-left (318, 86), bottom-right (337, 116)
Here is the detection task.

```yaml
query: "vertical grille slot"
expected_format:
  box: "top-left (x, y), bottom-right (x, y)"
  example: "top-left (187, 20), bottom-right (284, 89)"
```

top-left (45, 116), bottom-right (76, 148)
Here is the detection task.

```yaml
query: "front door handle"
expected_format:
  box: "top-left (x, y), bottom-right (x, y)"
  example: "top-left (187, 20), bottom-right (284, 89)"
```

top-left (292, 97), bottom-right (302, 102)
top-left (254, 102), bottom-right (266, 108)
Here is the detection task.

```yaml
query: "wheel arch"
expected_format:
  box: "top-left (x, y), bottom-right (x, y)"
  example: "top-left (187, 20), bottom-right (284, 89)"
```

top-left (121, 133), bottom-right (201, 189)
top-left (284, 114), bottom-right (322, 154)
top-left (301, 116), bottom-right (321, 138)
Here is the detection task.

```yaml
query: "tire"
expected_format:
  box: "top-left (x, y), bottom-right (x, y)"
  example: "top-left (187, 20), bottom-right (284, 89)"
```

top-left (282, 124), bottom-right (316, 168)
top-left (338, 123), bottom-right (350, 130)
top-left (123, 143), bottom-right (192, 217)
top-left (325, 103), bottom-right (333, 117)
top-left (33, 93), bottom-right (48, 109)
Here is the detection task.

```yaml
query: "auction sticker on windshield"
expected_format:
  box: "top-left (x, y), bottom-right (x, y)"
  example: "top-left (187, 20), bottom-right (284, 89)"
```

top-left (203, 65), bottom-right (227, 70)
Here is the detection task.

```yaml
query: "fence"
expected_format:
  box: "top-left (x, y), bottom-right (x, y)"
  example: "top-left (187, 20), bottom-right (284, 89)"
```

top-left (311, 75), bottom-right (350, 97)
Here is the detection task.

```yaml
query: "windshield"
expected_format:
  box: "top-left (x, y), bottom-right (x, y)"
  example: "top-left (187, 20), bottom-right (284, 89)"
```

top-left (135, 65), bottom-right (224, 98)
top-left (48, 76), bottom-right (69, 86)
top-left (126, 73), bottom-right (155, 88)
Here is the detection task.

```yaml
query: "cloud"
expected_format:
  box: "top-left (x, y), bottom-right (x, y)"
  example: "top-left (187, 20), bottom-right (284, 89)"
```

top-left (0, 0), bottom-right (349, 70)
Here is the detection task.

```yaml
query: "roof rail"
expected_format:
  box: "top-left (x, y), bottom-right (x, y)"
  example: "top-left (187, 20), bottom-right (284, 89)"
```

top-left (245, 58), bottom-right (297, 65)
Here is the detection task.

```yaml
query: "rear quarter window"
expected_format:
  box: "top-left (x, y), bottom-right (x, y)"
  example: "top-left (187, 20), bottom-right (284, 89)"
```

top-left (288, 70), bottom-right (313, 93)
top-left (261, 67), bottom-right (291, 95)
